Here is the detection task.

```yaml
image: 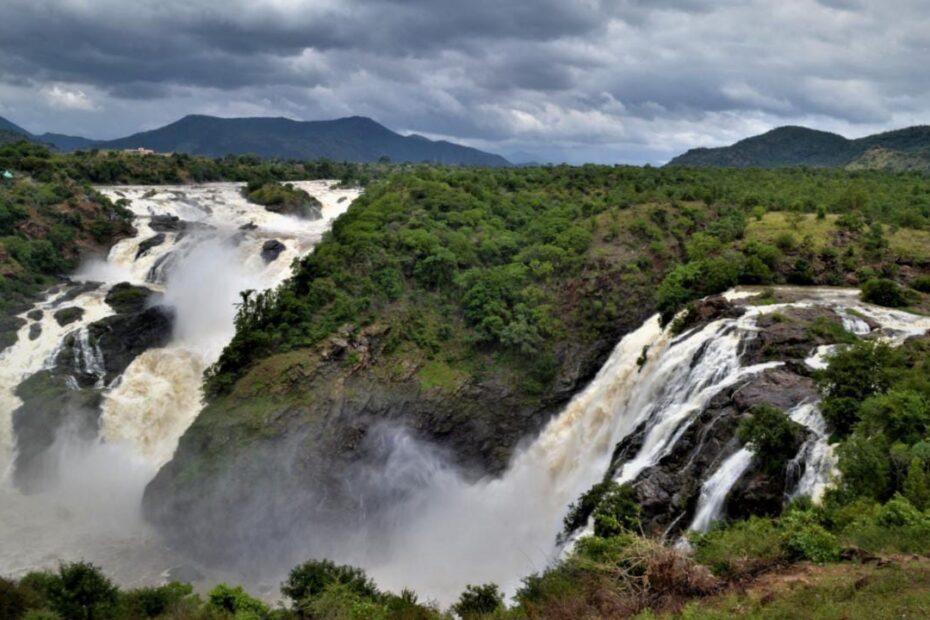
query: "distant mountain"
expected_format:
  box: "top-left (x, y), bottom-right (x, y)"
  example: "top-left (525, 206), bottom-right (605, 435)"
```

top-left (0, 114), bottom-right (510, 166)
top-left (39, 132), bottom-right (97, 151)
top-left (96, 115), bottom-right (510, 166)
top-left (668, 125), bottom-right (930, 171)
top-left (0, 117), bottom-right (33, 140)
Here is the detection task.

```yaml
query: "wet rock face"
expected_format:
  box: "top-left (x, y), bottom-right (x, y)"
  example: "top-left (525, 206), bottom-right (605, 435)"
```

top-left (606, 368), bottom-right (816, 538)
top-left (0, 316), bottom-right (26, 352)
top-left (261, 239), bottom-right (286, 263)
top-left (674, 295), bottom-right (746, 335)
top-left (135, 233), bottom-right (167, 259)
top-left (11, 289), bottom-right (174, 493)
top-left (88, 305), bottom-right (174, 384)
top-left (105, 282), bottom-right (160, 314)
top-left (743, 305), bottom-right (851, 364)
top-left (149, 214), bottom-right (185, 233)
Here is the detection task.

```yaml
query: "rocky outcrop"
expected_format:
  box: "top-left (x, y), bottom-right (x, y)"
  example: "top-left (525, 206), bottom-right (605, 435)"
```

top-left (53, 306), bottom-right (85, 326)
top-left (135, 233), bottom-right (166, 259)
top-left (144, 298), bottom-right (655, 565)
top-left (612, 369), bottom-right (817, 537)
top-left (87, 305), bottom-right (174, 383)
top-left (11, 287), bottom-right (174, 493)
top-left (260, 239), bottom-right (286, 263)
top-left (149, 214), bottom-right (185, 232)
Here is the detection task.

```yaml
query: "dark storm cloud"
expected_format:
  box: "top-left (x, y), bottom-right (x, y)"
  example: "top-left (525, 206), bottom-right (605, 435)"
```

top-left (1, 0), bottom-right (929, 163)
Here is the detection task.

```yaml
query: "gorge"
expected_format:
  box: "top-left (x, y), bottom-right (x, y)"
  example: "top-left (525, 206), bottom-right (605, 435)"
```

top-left (2, 159), bottom-right (930, 617)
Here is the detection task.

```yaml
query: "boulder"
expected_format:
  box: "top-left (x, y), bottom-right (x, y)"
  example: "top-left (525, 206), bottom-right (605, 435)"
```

top-left (135, 233), bottom-right (167, 259)
top-left (261, 239), bottom-right (287, 263)
top-left (53, 306), bottom-right (85, 327)
top-left (104, 282), bottom-right (159, 314)
top-left (149, 214), bottom-right (185, 232)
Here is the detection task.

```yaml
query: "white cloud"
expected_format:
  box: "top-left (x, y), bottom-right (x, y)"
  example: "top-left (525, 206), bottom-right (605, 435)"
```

top-left (43, 85), bottom-right (97, 111)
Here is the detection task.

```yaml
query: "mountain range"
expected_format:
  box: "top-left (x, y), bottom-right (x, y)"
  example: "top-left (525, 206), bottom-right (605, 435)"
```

top-left (668, 125), bottom-right (930, 171)
top-left (0, 114), bottom-right (509, 166)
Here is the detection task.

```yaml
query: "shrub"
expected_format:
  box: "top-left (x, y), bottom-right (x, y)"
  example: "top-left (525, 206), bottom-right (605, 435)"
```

top-left (282, 559), bottom-right (380, 608)
top-left (207, 584), bottom-right (269, 620)
top-left (737, 404), bottom-right (805, 474)
top-left (913, 275), bottom-right (930, 294)
top-left (861, 278), bottom-right (911, 307)
top-left (46, 562), bottom-right (119, 620)
top-left (780, 511), bottom-right (840, 563)
top-left (564, 481), bottom-right (641, 537)
top-left (690, 517), bottom-right (786, 578)
top-left (452, 584), bottom-right (503, 619)
top-left (818, 340), bottom-right (904, 437)
top-left (858, 390), bottom-right (930, 445)
top-left (592, 483), bottom-right (642, 538)
top-left (122, 583), bottom-right (193, 618)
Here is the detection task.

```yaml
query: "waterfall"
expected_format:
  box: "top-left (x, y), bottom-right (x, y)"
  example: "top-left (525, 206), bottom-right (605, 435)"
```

top-left (2, 176), bottom-right (930, 604)
top-left (352, 289), bottom-right (930, 602)
top-left (0, 181), bottom-right (360, 582)
top-left (689, 448), bottom-right (753, 532)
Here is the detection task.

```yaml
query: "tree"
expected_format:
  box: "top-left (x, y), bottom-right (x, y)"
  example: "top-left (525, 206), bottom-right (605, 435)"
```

top-left (738, 404), bottom-right (806, 474)
top-left (818, 341), bottom-right (904, 437)
top-left (452, 584), bottom-right (503, 619)
top-left (592, 482), bottom-right (642, 537)
top-left (282, 559), bottom-right (380, 609)
top-left (47, 562), bottom-right (119, 620)
top-left (861, 278), bottom-right (910, 308)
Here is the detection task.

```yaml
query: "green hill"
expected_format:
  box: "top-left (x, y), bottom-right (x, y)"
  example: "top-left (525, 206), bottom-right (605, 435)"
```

top-left (669, 124), bottom-right (930, 170)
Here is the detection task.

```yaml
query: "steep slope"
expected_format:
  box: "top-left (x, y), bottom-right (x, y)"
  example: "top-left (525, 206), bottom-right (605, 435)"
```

top-left (0, 117), bottom-right (33, 141)
top-left (669, 124), bottom-right (930, 170)
top-left (96, 115), bottom-right (510, 165)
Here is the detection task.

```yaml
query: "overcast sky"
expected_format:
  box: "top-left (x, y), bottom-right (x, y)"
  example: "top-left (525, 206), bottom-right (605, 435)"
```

top-left (1, 0), bottom-right (929, 164)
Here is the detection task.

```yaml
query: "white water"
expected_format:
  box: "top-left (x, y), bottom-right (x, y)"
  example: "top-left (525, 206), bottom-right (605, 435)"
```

top-left (0, 181), bottom-right (360, 582)
top-left (688, 448), bottom-right (753, 533)
top-left (353, 288), bottom-right (930, 603)
top-left (3, 203), bottom-right (930, 607)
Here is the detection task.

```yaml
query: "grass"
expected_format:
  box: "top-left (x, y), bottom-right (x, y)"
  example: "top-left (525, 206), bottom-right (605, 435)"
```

top-left (745, 211), bottom-right (930, 264)
top-left (745, 213), bottom-right (839, 250)
top-left (636, 559), bottom-right (930, 619)
top-left (417, 359), bottom-right (467, 391)
top-left (888, 227), bottom-right (930, 262)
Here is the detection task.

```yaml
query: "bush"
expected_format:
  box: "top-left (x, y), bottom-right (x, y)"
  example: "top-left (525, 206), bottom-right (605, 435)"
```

top-left (858, 390), bottom-right (930, 445)
top-left (737, 404), bottom-right (805, 474)
top-left (818, 340), bottom-right (904, 437)
top-left (207, 584), bottom-right (269, 620)
top-left (690, 517), bottom-right (786, 578)
top-left (861, 278), bottom-right (911, 307)
top-left (563, 481), bottom-right (640, 537)
top-left (452, 584), bottom-right (503, 619)
top-left (282, 559), bottom-right (380, 608)
top-left (122, 583), bottom-right (193, 618)
top-left (592, 483), bottom-right (641, 538)
top-left (46, 562), bottom-right (119, 620)
top-left (780, 511), bottom-right (840, 563)
top-left (913, 275), bottom-right (930, 294)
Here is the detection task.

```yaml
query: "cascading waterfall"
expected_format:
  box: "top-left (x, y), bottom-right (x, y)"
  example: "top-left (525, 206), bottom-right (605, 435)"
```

top-left (2, 184), bottom-right (929, 606)
top-left (352, 288), bottom-right (930, 602)
top-left (0, 181), bottom-right (360, 580)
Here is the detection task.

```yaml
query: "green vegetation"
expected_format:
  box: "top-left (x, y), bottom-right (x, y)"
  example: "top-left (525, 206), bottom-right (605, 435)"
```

top-left (209, 163), bottom-right (930, 395)
top-left (0, 141), bottom-right (133, 320)
top-left (242, 182), bottom-right (322, 219)
top-left (737, 404), bottom-right (806, 475)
